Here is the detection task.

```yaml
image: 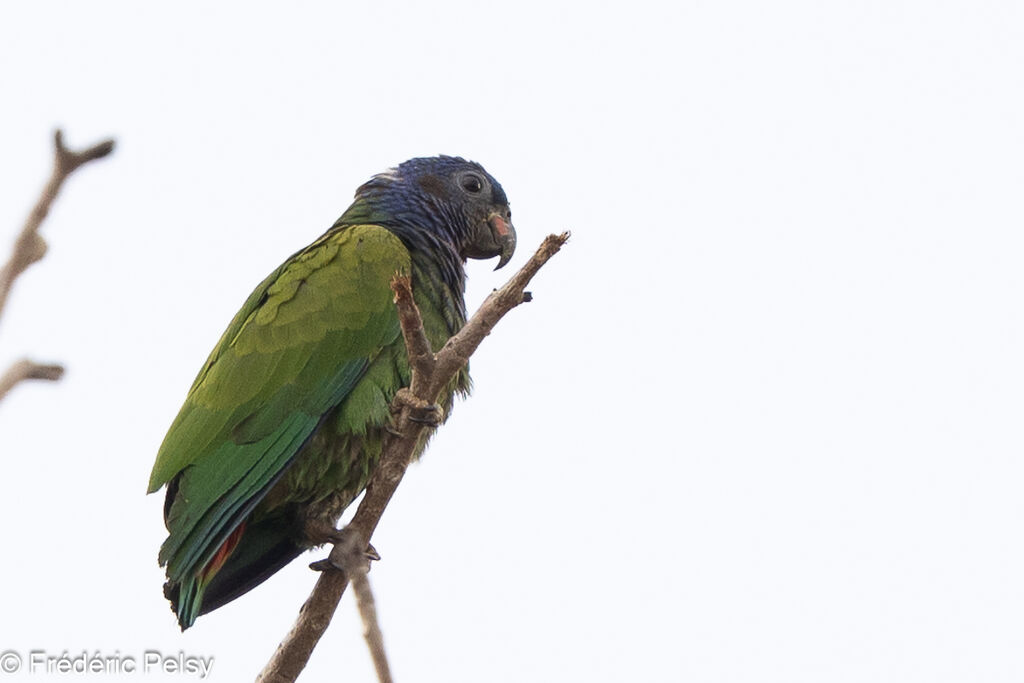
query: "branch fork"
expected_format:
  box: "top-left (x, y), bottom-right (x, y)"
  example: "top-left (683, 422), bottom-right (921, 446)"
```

top-left (258, 231), bottom-right (569, 682)
top-left (0, 129), bottom-right (114, 403)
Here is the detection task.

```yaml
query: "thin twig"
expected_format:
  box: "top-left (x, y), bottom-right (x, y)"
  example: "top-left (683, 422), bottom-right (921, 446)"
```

top-left (430, 233), bottom-right (570, 393)
top-left (257, 232), bottom-right (569, 682)
top-left (0, 130), bottom-right (114, 403)
top-left (350, 569), bottom-right (393, 683)
top-left (0, 129), bottom-right (114, 326)
top-left (0, 359), bottom-right (64, 403)
top-left (392, 277), bottom-right (436, 396)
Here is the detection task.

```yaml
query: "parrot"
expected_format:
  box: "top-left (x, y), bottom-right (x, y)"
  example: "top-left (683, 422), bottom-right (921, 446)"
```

top-left (147, 156), bottom-right (516, 630)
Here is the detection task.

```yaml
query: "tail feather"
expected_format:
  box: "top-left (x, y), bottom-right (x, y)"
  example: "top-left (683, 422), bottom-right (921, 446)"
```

top-left (166, 515), bottom-right (304, 630)
top-left (199, 517), bottom-right (304, 616)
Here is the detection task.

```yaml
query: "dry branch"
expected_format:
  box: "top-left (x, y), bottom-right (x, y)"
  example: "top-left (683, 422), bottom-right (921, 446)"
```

top-left (350, 566), bottom-right (393, 683)
top-left (257, 232), bottom-right (570, 683)
top-left (0, 130), bottom-right (114, 323)
top-left (0, 129), bottom-right (114, 401)
top-left (0, 359), bottom-right (64, 403)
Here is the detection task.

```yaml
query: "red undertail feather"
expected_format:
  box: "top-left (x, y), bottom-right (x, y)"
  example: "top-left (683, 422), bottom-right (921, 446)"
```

top-left (201, 522), bottom-right (247, 582)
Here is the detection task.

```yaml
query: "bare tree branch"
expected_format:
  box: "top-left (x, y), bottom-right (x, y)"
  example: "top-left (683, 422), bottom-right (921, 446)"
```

top-left (350, 566), bottom-right (393, 683)
top-left (0, 359), bottom-right (64, 403)
top-left (258, 232), bottom-right (570, 682)
top-left (393, 277), bottom-right (436, 395)
top-left (0, 129), bottom-right (115, 327)
top-left (0, 130), bottom-right (114, 403)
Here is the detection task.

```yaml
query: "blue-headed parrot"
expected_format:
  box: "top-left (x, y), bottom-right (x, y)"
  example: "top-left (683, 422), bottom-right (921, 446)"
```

top-left (148, 156), bottom-right (516, 629)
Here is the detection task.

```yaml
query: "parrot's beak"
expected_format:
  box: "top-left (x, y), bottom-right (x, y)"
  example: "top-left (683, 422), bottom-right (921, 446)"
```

top-left (465, 211), bottom-right (517, 269)
top-left (488, 214), bottom-right (516, 270)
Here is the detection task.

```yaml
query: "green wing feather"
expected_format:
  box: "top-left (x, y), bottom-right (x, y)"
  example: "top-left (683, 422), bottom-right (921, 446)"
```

top-left (149, 224), bottom-right (410, 582)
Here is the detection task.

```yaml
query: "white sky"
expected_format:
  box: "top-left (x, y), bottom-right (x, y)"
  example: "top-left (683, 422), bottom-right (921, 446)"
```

top-left (1, 1), bottom-right (1023, 681)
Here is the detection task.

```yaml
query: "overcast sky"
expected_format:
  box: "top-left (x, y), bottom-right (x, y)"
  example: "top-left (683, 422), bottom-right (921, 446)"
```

top-left (1, 1), bottom-right (1023, 681)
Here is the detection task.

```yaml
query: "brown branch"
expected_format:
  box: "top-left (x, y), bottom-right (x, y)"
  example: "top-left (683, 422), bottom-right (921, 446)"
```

top-left (0, 129), bottom-right (115, 328)
top-left (0, 359), bottom-right (64, 403)
top-left (350, 568), bottom-right (393, 683)
top-left (392, 276), bottom-right (435, 396)
top-left (0, 130), bottom-right (113, 404)
top-left (258, 232), bottom-right (570, 682)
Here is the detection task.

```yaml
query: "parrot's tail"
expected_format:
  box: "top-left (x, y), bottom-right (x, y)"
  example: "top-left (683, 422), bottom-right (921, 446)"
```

top-left (166, 515), bottom-right (304, 630)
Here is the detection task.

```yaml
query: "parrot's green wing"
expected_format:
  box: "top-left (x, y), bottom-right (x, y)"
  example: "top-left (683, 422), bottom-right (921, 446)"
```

top-left (149, 224), bottom-right (410, 583)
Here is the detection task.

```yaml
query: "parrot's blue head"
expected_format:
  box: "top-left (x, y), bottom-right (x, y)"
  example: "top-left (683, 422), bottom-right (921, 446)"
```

top-left (337, 156), bottom-right (516, 270)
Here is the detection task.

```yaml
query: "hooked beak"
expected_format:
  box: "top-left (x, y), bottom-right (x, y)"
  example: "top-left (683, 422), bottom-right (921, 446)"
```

top-left (465, 211), bottom-right (517, 269)
top-left (488, 213), bottom-right (517, 270)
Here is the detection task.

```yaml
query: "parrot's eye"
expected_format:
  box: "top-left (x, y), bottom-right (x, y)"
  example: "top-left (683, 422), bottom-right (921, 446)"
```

top-left (460, 173), bottom-right (484, 194)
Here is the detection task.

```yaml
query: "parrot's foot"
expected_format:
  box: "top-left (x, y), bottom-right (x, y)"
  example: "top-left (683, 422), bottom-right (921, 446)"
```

top-left (308, 545), bottom-right (380, 573)
top-left (392, 388), bottom-right (445, 427)
top-left (309, 528), bottom-right (380, 574)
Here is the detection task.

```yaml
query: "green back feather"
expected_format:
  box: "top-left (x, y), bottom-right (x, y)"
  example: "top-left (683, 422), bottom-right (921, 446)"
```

top-left (150, 225), bottom-right (410, 581)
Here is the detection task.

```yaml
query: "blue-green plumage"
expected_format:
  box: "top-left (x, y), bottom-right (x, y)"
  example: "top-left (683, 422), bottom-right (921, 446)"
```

top-left (149, 156), bottom-right (515, 629)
